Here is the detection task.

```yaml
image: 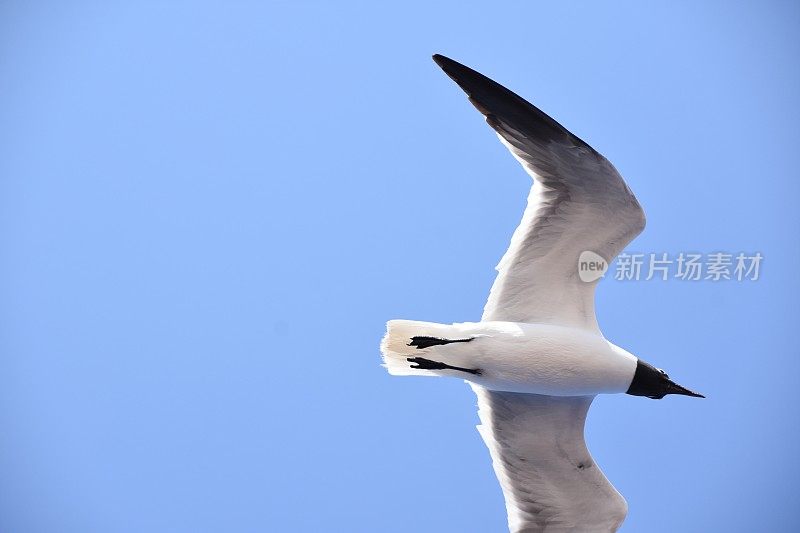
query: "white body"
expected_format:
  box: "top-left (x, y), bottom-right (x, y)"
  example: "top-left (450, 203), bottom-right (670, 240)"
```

top-left (382, 320), bottom-right (637, 396)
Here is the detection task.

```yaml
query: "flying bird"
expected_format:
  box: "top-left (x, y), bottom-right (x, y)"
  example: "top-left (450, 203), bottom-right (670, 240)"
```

top-left (381, 54), bottom-right (704, 532)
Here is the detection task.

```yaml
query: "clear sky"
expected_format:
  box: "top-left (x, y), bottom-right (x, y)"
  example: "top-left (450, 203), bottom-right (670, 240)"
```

top-left (1, 2), bottom-right (798, 532)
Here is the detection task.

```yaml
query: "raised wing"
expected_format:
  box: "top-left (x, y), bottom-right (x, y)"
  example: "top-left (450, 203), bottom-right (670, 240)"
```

top-left (474, 386), bottom-right (627, 532)
top-left (433, 54), bottom-right (645, 330)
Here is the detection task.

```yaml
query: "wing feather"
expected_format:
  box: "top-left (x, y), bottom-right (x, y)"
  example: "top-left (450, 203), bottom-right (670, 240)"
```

top-left (474, 387), bottom-right (627, 532)
top-left (433, 54), bottom-right (645, 330)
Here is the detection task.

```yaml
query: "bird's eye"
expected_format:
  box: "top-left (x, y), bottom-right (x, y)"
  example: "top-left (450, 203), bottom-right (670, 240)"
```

top-left (658, 368), bottom-right (669, 378)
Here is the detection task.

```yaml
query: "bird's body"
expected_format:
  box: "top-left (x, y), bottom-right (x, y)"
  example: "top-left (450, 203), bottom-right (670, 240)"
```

top-left (381, 54), bottom-right (703, 532)
top-left (383, 320), bottom-right (637, 396)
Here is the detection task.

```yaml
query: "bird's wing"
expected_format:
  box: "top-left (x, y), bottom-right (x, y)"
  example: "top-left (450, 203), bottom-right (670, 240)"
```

top-left (433, 55), bottom-right (646, 331)
top-left (473, 386), bottom-right (627, 532)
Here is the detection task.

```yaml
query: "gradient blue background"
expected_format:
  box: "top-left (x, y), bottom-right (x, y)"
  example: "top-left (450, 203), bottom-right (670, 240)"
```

top-left (1, 2), bottom-right (798, 531)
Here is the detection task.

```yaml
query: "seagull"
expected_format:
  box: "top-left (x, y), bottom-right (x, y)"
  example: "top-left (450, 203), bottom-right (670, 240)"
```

top-left (381, 54), bottom-right (704, 533)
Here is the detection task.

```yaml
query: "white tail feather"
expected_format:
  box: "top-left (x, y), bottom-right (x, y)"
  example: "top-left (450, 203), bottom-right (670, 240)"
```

top-left (381, 319), bottom-right (474, 376)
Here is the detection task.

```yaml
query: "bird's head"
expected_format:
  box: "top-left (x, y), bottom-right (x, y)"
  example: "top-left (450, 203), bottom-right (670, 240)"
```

top-left (626, 359), bottom-right (704, 399)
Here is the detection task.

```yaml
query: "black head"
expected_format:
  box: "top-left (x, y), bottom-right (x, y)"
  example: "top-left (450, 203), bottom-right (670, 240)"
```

top-left (626, 359), bottom-right (705, 400)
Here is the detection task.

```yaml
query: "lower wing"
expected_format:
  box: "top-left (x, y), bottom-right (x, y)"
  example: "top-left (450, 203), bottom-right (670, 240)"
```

top-left (473, 386), bottom-right (627, 532)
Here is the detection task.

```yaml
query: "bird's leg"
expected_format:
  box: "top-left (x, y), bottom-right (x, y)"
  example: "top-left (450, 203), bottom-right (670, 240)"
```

top-left (406, 357), bottom-right (482, 375)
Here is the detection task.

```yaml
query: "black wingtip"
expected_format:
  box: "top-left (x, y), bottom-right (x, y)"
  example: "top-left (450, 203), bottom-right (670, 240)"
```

top-left (430, 53), bottom-right (593, 152)
top-left (432, 53), bottom-right (459, 72)
top-left (431, 54), bottom-right (496, 96)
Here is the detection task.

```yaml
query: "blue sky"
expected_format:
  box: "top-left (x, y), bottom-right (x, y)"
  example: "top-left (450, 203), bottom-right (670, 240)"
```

top-left (1, 2), bottom-right (798, 531)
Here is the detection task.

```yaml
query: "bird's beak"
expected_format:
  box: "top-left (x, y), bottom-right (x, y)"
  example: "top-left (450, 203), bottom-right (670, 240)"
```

top-left (667, 380), bottom-right (705, 398)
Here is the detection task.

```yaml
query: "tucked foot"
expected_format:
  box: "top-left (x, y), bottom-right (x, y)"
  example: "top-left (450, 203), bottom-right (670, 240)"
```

top-left (407, 336), bottom-right (474, 349)
top-left (406, 356), bottom-right (482, 375)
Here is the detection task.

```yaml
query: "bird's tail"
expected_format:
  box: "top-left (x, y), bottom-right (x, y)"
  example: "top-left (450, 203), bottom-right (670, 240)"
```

top-left (380, 319), bottom-right (481, 377)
